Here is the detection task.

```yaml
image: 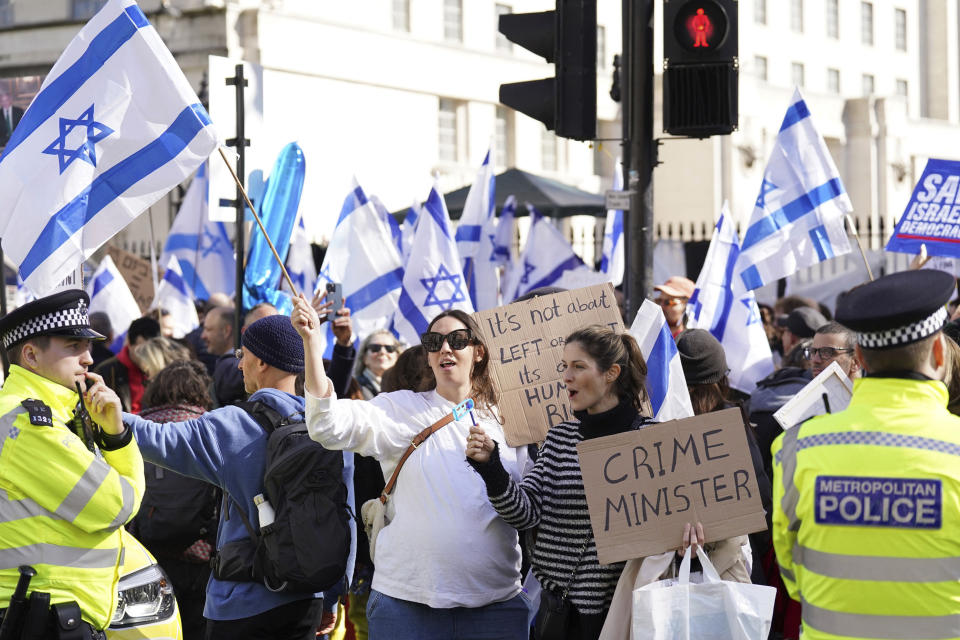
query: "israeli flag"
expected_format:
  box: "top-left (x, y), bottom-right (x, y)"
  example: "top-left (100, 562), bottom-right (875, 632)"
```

top-left (283, 215), bottom-right (317, 296)
top-left (456, 150), bottom-right (497, 309)
top-left (315, 179), bottom-right (403, 357)
top-left (687, 205), bottom-right (775, 394)
top-left (400, 199), bottom-right (421, 262)
top-left (0, 0), bottom-right (218, 295)
top-left (600, 162), bottom-right (625, 286)
top-left (393, 183), bottom-right (473, 346)
top-left (13, 275), bottom-right (35, 309)
top-left (371, 194), bottom-right (403, 258)
top-left (504, 205), bottom-right (595, 302)
top-left (86, 254), bottom-right (140, 353)
top-left (629, 300), bottom-right (694, 421)
top-left (152, 255), bottom-right (199, 339)
top-left (159, 162), bottom-right (234, 300)
top-left (491, 195), bottom-right (517, 268)
top-left (735, 89), bottom-right (852, 292)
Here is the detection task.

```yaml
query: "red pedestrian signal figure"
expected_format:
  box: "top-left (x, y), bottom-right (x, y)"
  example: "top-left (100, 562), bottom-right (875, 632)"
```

top-left (689, 8), bottom-right (713, 47)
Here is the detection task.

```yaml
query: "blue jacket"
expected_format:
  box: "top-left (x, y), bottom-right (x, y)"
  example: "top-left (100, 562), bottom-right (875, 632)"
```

top-left (124, 388), bottom-right (355, 621)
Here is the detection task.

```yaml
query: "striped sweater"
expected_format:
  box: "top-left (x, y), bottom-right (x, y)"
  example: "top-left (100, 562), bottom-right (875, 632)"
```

top-left (470, 403), bottom-right (654, 615)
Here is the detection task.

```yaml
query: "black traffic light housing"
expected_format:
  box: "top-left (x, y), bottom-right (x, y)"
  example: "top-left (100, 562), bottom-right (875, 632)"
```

top-left (663, 0), bottom-right (739, 138)
top-left (498, 0), bottom-right (597, 141)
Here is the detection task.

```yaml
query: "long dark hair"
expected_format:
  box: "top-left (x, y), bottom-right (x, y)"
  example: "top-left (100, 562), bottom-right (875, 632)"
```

top-left (688, 378), bottom-right (733, 416)
top-left (426, 309), bottom-right (499, 416)
top-left (565, 325), bottom-right (648, 411)
top-left (141, 360), bottom-right (213, 411)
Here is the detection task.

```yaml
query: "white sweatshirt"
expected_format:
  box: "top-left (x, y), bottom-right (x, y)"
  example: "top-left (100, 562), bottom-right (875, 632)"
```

top-left (305, 386), bottom-right (528, 608)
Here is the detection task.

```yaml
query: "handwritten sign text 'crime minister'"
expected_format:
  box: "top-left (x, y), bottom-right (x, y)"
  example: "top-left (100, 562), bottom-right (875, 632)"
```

top-left (578, 408), bottom-right (768, 564)
top-left (474, 283), bottom-right (623, 447)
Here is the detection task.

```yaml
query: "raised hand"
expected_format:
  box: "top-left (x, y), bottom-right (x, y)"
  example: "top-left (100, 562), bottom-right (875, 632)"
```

top-left (83, 372), bottom-right (125, 435)
top-left (292, 293), bottom-right (322, 340)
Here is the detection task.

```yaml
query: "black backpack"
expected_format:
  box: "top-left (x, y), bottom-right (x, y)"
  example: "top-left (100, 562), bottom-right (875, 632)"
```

top-left (212, 401), bottom-right (352, 593)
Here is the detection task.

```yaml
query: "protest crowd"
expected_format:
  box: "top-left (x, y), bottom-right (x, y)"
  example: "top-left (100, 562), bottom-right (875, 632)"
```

top-left (3, 3), bottom-right (960, 640)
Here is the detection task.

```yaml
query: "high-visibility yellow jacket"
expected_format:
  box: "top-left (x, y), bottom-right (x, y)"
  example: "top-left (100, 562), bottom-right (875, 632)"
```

top-left (0, 365), bottom-right (144, 630)
top-left (772, 376), bottom-right (960, 640)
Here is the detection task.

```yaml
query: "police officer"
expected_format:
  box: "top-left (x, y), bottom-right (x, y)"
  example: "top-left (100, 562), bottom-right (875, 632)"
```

top-left (0, 290), bottom-right (144, 639)
top-left (772, 270), bottom-right (960, 640)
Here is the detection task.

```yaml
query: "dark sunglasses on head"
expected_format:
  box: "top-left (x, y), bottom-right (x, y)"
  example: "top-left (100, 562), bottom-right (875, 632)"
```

top-left (367, 344), bottom-right (397, 354)
top-left (420, 329), bottom-right (473, 352)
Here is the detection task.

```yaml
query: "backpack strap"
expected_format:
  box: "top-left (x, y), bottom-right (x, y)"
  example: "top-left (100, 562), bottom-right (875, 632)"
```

top-left (379, 398), bottom-right (475, 503)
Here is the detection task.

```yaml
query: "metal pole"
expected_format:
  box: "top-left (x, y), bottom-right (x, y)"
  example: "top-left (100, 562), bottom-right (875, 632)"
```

top-left (224, 64), bottom-right (249, 350)
top-left (624, 0), bottom-right (655, 323)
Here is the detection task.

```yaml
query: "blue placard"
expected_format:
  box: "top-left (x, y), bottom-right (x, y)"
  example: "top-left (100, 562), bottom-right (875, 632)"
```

top-left (886, 158), bottom-right (960, 258)
top-left (814, 475), bottom-right (941, 529)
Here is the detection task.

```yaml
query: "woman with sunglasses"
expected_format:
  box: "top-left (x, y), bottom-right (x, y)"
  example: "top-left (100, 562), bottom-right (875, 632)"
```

top-left (466, 325), bottom-right (654, 640)
top-left (354, 330), bottom-right (402, 399)
top-left (292, 296), bottom-right (530, 640)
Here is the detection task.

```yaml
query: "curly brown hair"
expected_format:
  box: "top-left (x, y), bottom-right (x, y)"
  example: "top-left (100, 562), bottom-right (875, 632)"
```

top-left (564, 325), bottom-right (648, 412)
top-left (141, 359), bottom-right (213, 411)
top-left (425, 309), bottom-right (499, 416)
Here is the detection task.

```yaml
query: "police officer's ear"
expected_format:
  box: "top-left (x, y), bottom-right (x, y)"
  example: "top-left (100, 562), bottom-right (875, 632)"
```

top-left (932, 333), bottom-right (948, 380)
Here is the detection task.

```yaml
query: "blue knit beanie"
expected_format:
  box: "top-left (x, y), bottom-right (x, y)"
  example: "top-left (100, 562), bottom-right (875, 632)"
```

top-left (241, 314), bottom-right (304, 373)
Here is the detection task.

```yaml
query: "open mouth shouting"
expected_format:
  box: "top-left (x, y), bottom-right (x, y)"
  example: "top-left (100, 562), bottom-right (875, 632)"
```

top-left (439, 358), bottom-right (457, 371)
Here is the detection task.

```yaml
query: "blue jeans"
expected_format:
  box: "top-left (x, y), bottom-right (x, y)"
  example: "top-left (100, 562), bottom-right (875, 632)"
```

top-left (366, 589), bottom-right (529, 640)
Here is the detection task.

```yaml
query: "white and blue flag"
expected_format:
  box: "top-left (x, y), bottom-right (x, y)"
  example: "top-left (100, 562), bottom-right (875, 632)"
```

top-left (492, 195), bottom-right (517, 268)
top-left (0, 0), bottom-right (218, 295)
top-left (456, 149), bottom-right (497, 310)
top-left (393, 183), bottom-right (473, 346)
top-left (600, 161), bottom-right (624, 286)
top-left (371, 194), bottom-right (403, 258)
top-left (314, 179), bottom-right (404, 357)
top-left (283, 215), bottom-right (317, 296)
top-left (628, 300), bottom-right (694, 421)
top-left (13, 274), bottom-right (35, 310)
top-left (152, 255), bottom-right (199, 339)
top-left (687, 204), bottom-right (774, 394)
top-left (159, 162), bottom-right (234, 300)
top-left (400, 199), bottom-right (421, 263)
top-left (735, 89), bottom-right (852, 293)
top-left (86, 254), bottom-right (140, 353)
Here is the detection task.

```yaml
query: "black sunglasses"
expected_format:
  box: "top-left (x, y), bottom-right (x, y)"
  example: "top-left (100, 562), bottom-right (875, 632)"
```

top-left (420, 329), bottom-right (474, 352)
top-left (367, 344), bottom-right (398, 354)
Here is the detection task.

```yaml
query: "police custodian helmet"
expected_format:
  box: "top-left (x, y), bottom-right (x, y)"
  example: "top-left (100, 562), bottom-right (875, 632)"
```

top-left (0, 290), bottom-right (106, 350)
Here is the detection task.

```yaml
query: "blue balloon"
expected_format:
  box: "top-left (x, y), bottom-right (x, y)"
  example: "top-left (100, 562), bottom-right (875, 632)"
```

top-left (243, 142), bottom-right (306, 314)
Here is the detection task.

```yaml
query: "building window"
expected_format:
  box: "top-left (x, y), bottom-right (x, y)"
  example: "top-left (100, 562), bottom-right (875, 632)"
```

top-left (438, 98), bottom-right (458, 163)
top-left (790, 0), bottom-right (803, 32)
top-left (827, 68), bottom-right (841, 94)
top-left (392, 0), bottom-right (410, 31)
top-left (754, 0), bottom-right (766, 25)
top-left (826, 0), bottom-right (839, 38)
top-left (792, 62), bottom-right (805, 88)
top-left (495, 4), bottom-right (512, 52)
top-left (495, 106), bottom-right (512, 167)
top-left (0, 0), bottom-right (11, 27)
top-left (754, 55), bottom-right (768, 82)
top-left (896, 79), bottom-right (908, 98)
top-left (73, 0), bottom-right (107, 19)
top-left (597, 25), bottom-right (606, 68)
top-left (895, 8), bottom-right (907, 51)
top-left (444, 0), bottom-right (463, 42)
top-left (861, 2), bottom-right (874, 45)
top-left (862, 73), bottom-right (875, 96)
top-left (541, 129), bottom-right (558, 172)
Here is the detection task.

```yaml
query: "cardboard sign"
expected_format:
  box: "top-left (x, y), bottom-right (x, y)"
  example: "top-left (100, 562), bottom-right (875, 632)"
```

top-left (577, 408), bottom-right (768, 564)
top-left (105, 246), bottom-right (155, 314)
top-left (886, 158), bottom-right (960, 259)
top-left (773, 361), bottom-right (853, 430)
top-left (474, 283), bottom-right (624, 446)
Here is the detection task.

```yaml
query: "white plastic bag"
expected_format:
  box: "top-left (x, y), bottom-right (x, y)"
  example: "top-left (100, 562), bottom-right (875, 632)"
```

top-left (631, 545), bottom-right (776, 640)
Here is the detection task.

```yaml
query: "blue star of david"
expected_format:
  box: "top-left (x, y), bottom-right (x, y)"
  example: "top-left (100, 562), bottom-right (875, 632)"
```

top-left (755, 177), bottom-right (778, 209)
top-left (420, 264), bottom-right (465, 311)
top-left (742, 298), bottom-right (761, 325)
top-left (199, 227), bottom-right (225, 258)
top-left (42, 104), bottom-right (114, 174)
top-left (519, 261), bottom-right (537, 285)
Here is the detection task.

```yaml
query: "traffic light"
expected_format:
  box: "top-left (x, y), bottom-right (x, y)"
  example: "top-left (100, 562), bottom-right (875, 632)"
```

top-left (662, 0), bottom-right (739, 138)
top-left (498, 0), bottom-right (597, 141)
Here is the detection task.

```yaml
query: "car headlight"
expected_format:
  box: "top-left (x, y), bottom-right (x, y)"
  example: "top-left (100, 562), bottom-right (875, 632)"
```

top-left (110, 564), bottom-right (176, 628)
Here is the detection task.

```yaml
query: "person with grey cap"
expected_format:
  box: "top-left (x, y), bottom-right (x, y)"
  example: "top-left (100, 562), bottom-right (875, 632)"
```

top-left (122, 315), bottom-right (349, 639)
top-left (772, 269), bottom-right (960, 640)
top-left (0, 289), bottom-right (144, 638)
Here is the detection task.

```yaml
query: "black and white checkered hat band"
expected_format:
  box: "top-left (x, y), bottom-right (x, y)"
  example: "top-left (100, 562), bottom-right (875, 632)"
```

top-left (857, 307), bottom-right (949, 349)
top-left (1, 306), bottom-right (89, 350)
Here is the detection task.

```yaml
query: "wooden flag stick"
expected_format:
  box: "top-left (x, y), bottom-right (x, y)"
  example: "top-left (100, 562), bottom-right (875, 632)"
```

top-left (845, 214), bottom-right (874, 282)
top-left (217, 147), bottom-right (299, 297)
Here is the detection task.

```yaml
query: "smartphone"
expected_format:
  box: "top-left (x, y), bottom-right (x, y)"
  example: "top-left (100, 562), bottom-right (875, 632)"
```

top-left (326, 282), bottom-right (344, 316)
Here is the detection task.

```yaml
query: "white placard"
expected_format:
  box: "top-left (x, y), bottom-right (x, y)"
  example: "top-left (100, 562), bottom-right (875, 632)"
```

top-left (773, 361), bottom-right (854, 429)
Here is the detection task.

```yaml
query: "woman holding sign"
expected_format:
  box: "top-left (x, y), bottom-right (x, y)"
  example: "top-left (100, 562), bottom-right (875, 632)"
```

top-left (292, 296), bottom-right (531, 640)
top-left (465, 325), bottom-right (656, 640)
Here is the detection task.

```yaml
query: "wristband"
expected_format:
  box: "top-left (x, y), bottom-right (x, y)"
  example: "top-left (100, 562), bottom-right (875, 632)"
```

top-left (96, 424), bottom-right (133, 451)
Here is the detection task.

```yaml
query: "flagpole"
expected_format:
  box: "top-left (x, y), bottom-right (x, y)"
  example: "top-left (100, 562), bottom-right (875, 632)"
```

top-left (845, 214), bottom-right (874, 281)
top-left (217, 147), bottom-right (300, 297)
